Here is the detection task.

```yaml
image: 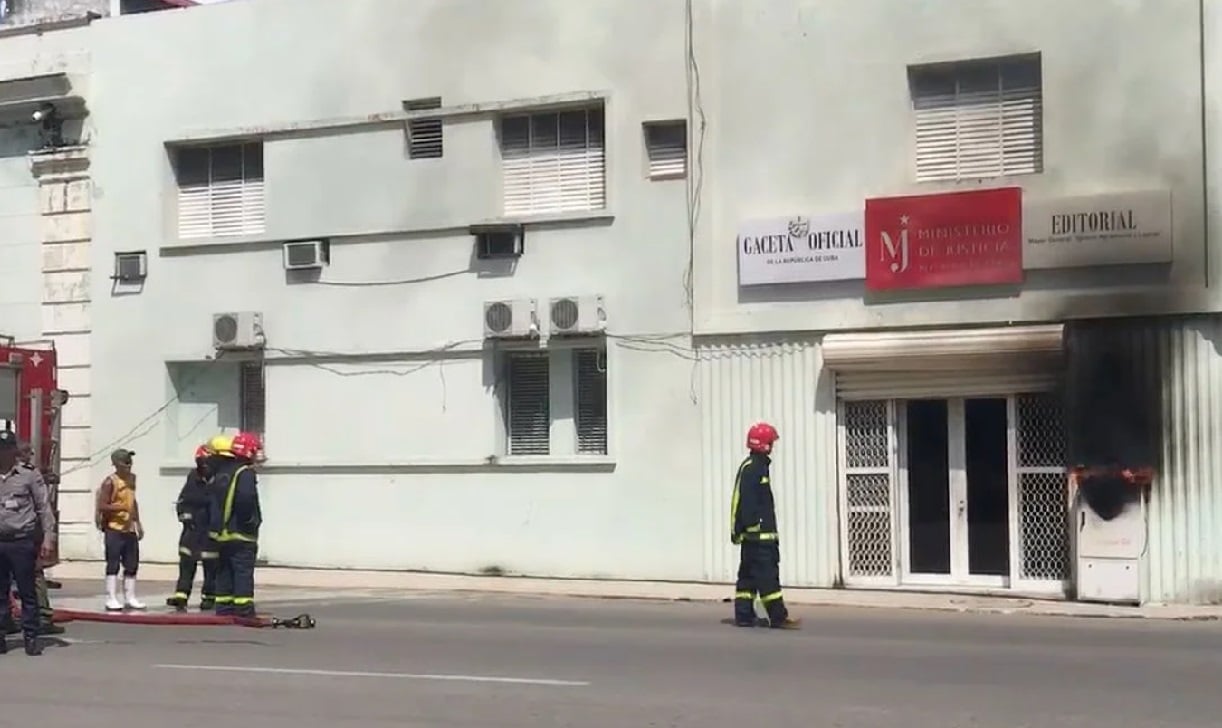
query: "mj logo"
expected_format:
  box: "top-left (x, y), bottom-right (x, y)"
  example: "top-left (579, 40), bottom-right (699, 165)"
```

top-left (878, 214), bottom-right (911, 274)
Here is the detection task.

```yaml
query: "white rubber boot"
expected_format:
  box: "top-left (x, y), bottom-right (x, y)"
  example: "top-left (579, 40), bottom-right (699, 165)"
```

top-left (123, 576), bottom-right (147, 610)
top-left (104, 575), bottom-right (123, 611)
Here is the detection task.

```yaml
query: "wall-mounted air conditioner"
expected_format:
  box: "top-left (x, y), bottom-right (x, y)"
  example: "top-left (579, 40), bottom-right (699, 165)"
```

top-left (548, 295), bottom-right (606, 336)
top-left (213, 311), bottom-right (266, 350)
top-left (483, 299), bottom-right (539, 339)
top-left (283, 239), bottom-right (330, 270)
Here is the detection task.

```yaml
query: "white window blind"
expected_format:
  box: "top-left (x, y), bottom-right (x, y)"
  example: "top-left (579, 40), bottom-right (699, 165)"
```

top-left (405, 97), bottom-right (443, 159)
top-left (500, 106), bottom-right (606, 216)
top-left (239, 361), bottom-right (265, 434)
top-left (506, 352), bottom-right (550, 455)
top-left (644, 120), bottom-right (687, 180)
top-left (176, 142), bottom-right (265, 240)
top-left (910, 57), bottom-right (1042, 182)
top-left (573, 348), bottom-right (608, 455)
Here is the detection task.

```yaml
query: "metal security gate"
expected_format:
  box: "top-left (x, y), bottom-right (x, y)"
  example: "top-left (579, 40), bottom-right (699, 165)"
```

top-left (838, 393), bottom-right (1069, 591)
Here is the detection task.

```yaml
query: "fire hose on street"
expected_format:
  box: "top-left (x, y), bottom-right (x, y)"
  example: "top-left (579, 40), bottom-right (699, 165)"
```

top-left (9, 593), bottom-right (316, 630)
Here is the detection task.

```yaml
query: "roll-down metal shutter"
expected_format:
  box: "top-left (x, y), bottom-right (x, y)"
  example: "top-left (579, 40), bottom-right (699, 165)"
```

top-left (823, 324), bottom-right (1064, 400)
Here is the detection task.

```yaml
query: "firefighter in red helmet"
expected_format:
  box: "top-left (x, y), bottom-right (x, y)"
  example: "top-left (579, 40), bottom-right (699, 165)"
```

top-left (730, 422), bottom-right (800, 629)
top-left (207, 431), bottom-right (263, 618)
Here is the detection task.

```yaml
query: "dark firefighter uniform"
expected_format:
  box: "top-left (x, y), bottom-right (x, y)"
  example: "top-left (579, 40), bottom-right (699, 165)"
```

top-left (207, 432), bottom-right (262, 618)
top-left (731, 422), bottom-right (799, 629)
top-left (167, 446), bottom-right (219, 611)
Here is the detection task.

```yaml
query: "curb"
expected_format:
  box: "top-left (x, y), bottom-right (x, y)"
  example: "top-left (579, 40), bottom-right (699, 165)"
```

top-left (46, 561), bottom-right (1222, 622)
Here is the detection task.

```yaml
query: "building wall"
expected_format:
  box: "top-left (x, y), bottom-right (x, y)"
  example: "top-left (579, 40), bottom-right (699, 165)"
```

top-left (81, 0), bottom-right (705, 576)
top-left (697, 337), bottom-right (840, 587)
top-left (692, 0), bottom-right (1208, 335)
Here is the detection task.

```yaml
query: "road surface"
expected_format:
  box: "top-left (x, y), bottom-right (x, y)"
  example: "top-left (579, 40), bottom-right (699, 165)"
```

top-left (3, 584), bottom-right (1221, 727)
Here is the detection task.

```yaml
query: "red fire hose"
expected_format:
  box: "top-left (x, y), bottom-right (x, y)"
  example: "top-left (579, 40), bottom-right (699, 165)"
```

top-left (9, 594), bottom-right (316, 629)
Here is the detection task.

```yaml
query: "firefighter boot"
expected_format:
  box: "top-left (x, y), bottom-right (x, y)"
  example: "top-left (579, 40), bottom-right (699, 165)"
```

top-left (199, 597), bottom-right (215, 611)
top-left (24, 636), bottom-right (42, 656)
top-left (166, 593), bottom-right (188, 611)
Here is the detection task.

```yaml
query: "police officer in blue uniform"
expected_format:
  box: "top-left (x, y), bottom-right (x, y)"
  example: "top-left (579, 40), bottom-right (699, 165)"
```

top-left (0, 430), bottom-right (56, 656)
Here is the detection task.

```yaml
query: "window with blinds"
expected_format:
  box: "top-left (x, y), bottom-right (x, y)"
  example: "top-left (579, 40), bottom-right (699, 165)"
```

top-left (175, 142), bottom-right (265, 240)
top-left (239, 361), bottom-right (266, 435)
top-left (573, 348), bottom-right (608, 455)
top-left (500, 106), bottom-right (606, 216)
top-left (909, 56), bottom-right (1043, 183)
top-left (643, 120), bottom-right (687, 180)
top-left (505, 352), bottom-right (550, 455)
top-left (404, 97), bottom-right (443, 159)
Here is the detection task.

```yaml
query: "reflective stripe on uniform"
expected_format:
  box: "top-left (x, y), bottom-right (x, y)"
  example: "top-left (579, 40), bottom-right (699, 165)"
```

top-left (215, 465), bottom-right (256, 543)
top-left (760, 590), bottom-right (783, 603)
top-left (232, 597), bottom-right (254, 606)
top-left (213, 595), bottom-right (234, 604)
top-left (729, 458), bottom-right (751, 537)
top-left (173, 592), bottom-right (188, 600)
top-left (733, 591), bottom-right (754, 600)
top-left (756, 532), bottom-right (778, 541)
top-left (200, 551), bottom-right (219, 560)
top-left (178, 546), bottom-right (193, 557)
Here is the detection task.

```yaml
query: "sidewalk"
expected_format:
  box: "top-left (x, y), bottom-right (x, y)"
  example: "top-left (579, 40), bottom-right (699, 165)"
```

top-left (47, 560), bottom-right (1222, 621)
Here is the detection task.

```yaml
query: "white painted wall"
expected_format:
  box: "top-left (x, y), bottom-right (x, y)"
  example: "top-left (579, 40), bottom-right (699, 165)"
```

top-left (82, 0), bottom-right (704, 577)
top-left (693, 0), bottom-right (1209, 335)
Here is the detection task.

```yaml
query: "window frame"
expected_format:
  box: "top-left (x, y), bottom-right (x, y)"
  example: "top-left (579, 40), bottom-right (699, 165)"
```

top-left (498, 104), bottom-right (607, 217)
top-left (642, 119), bottom-right (688, 181)
top-left (908, 54), bottom-right (1043, 183)
top-left (173, 140), bottom-right (266, 240)
top-left (499, 343), bottom-right (610, 459)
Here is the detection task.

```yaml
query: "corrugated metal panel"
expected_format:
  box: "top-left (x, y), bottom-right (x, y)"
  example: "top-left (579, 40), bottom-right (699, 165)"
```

top-left (697, 336), bottom-right (840, 587)
top-left (1067, 316), bottom-right (1222, 605)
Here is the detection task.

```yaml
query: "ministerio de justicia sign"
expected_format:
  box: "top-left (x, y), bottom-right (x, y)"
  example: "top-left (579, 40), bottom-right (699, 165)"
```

top-left (735, 189), bottom-right (1172, 288)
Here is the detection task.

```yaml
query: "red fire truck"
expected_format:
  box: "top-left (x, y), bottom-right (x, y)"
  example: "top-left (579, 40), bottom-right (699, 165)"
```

top-left (0, 336), bottom-right (67, 564)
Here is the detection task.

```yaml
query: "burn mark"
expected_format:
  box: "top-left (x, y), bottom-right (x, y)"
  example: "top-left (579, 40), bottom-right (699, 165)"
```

top-left (1064, 320), bottom-right (1161, 519)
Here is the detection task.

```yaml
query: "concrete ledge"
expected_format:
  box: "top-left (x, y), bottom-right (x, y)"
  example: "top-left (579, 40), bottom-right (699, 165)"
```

top-left (47, 560), bottom-right (1222, 621)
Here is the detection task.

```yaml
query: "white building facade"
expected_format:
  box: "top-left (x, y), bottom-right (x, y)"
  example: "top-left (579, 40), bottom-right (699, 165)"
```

top-left (2, 0), bottom-right (1221, 605)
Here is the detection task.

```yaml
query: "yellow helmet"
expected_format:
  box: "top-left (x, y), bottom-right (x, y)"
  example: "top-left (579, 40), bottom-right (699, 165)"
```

top-left (208, 434), bottom-right (236, 458)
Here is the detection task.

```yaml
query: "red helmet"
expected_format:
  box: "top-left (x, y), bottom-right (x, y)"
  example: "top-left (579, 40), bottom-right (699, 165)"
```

top-left (230, 431), bottom-right (264, 460)
top-left (746, 422), bottom-right (779, 454)
top-left (193, 444), bottom-right (212, 461)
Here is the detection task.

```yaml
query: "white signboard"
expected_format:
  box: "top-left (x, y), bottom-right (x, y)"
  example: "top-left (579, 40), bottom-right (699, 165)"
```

top-left (737, 211), bottom-right (865, 286)
top-left (1023, 190), bottom-right (1172, 270)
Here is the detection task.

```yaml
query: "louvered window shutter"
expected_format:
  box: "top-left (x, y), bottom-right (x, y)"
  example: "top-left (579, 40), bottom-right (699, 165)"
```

top-left (176, 142), bottom-right (266, 239)
top-left (405, 97), bottom-right (443, 159)
top-left (912, 58), bottom-right (1042, 183)
top-left (239, 361), bottom-right (266, 434)
top-left (644, 121), bottom-right (687, 180)
top-left (573, 349), bottom-right (608, 455)
top-left (507, 353), bottom-right (550, 455)
top-left (501, 107), bottom-right (605, 216)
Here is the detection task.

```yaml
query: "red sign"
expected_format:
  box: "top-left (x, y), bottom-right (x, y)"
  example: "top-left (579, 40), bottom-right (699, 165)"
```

top-left (864, 187), bottom-right (1023, 291)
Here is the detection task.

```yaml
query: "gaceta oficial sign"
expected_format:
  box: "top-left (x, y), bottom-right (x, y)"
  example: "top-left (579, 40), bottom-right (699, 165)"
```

top-left (1023, 190), bottom-right (1173, 270)
top-left (736, 211), bottom-right (865, 286)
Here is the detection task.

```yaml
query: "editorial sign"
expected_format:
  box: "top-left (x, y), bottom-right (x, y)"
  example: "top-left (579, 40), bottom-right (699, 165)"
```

top-left (1023, 190), bottom-right (1172, 270)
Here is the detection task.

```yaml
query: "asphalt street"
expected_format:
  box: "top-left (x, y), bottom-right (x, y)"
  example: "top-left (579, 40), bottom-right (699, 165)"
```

top-left (4, 582), bottom-right (1222, 727)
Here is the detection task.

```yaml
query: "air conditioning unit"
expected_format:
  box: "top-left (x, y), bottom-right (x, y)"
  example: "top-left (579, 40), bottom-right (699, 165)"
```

top-left (283, 239), bottom-right (330, 270)
top-left (548, 295), bottom-right (606, 336)
top-left (483, 299), bottom-right (539, 339)
top-left (213, 312), bottom-right (266, 350)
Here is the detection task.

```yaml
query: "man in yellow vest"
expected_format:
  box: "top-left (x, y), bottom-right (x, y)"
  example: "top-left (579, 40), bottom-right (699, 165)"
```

top-left (207, 432), bottom-right (263, 618)
top-left (94, 448), bottom-right (146, 612)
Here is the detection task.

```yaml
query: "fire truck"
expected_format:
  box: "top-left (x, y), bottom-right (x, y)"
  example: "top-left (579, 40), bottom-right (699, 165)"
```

top-left (0, 335), bottom-right (68, 564)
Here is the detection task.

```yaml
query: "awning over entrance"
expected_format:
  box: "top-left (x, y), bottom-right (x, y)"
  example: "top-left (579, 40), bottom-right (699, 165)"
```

top-left (822, 324), bottom-right (1065, 399)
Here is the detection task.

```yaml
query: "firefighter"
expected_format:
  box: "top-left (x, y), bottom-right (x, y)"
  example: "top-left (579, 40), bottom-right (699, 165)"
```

top-left (730, 422), bottom-right (800, 629)
top-left (166, 443), bottom-right (220, 611)
top-left (208, 431), bottom-right (263, 618)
